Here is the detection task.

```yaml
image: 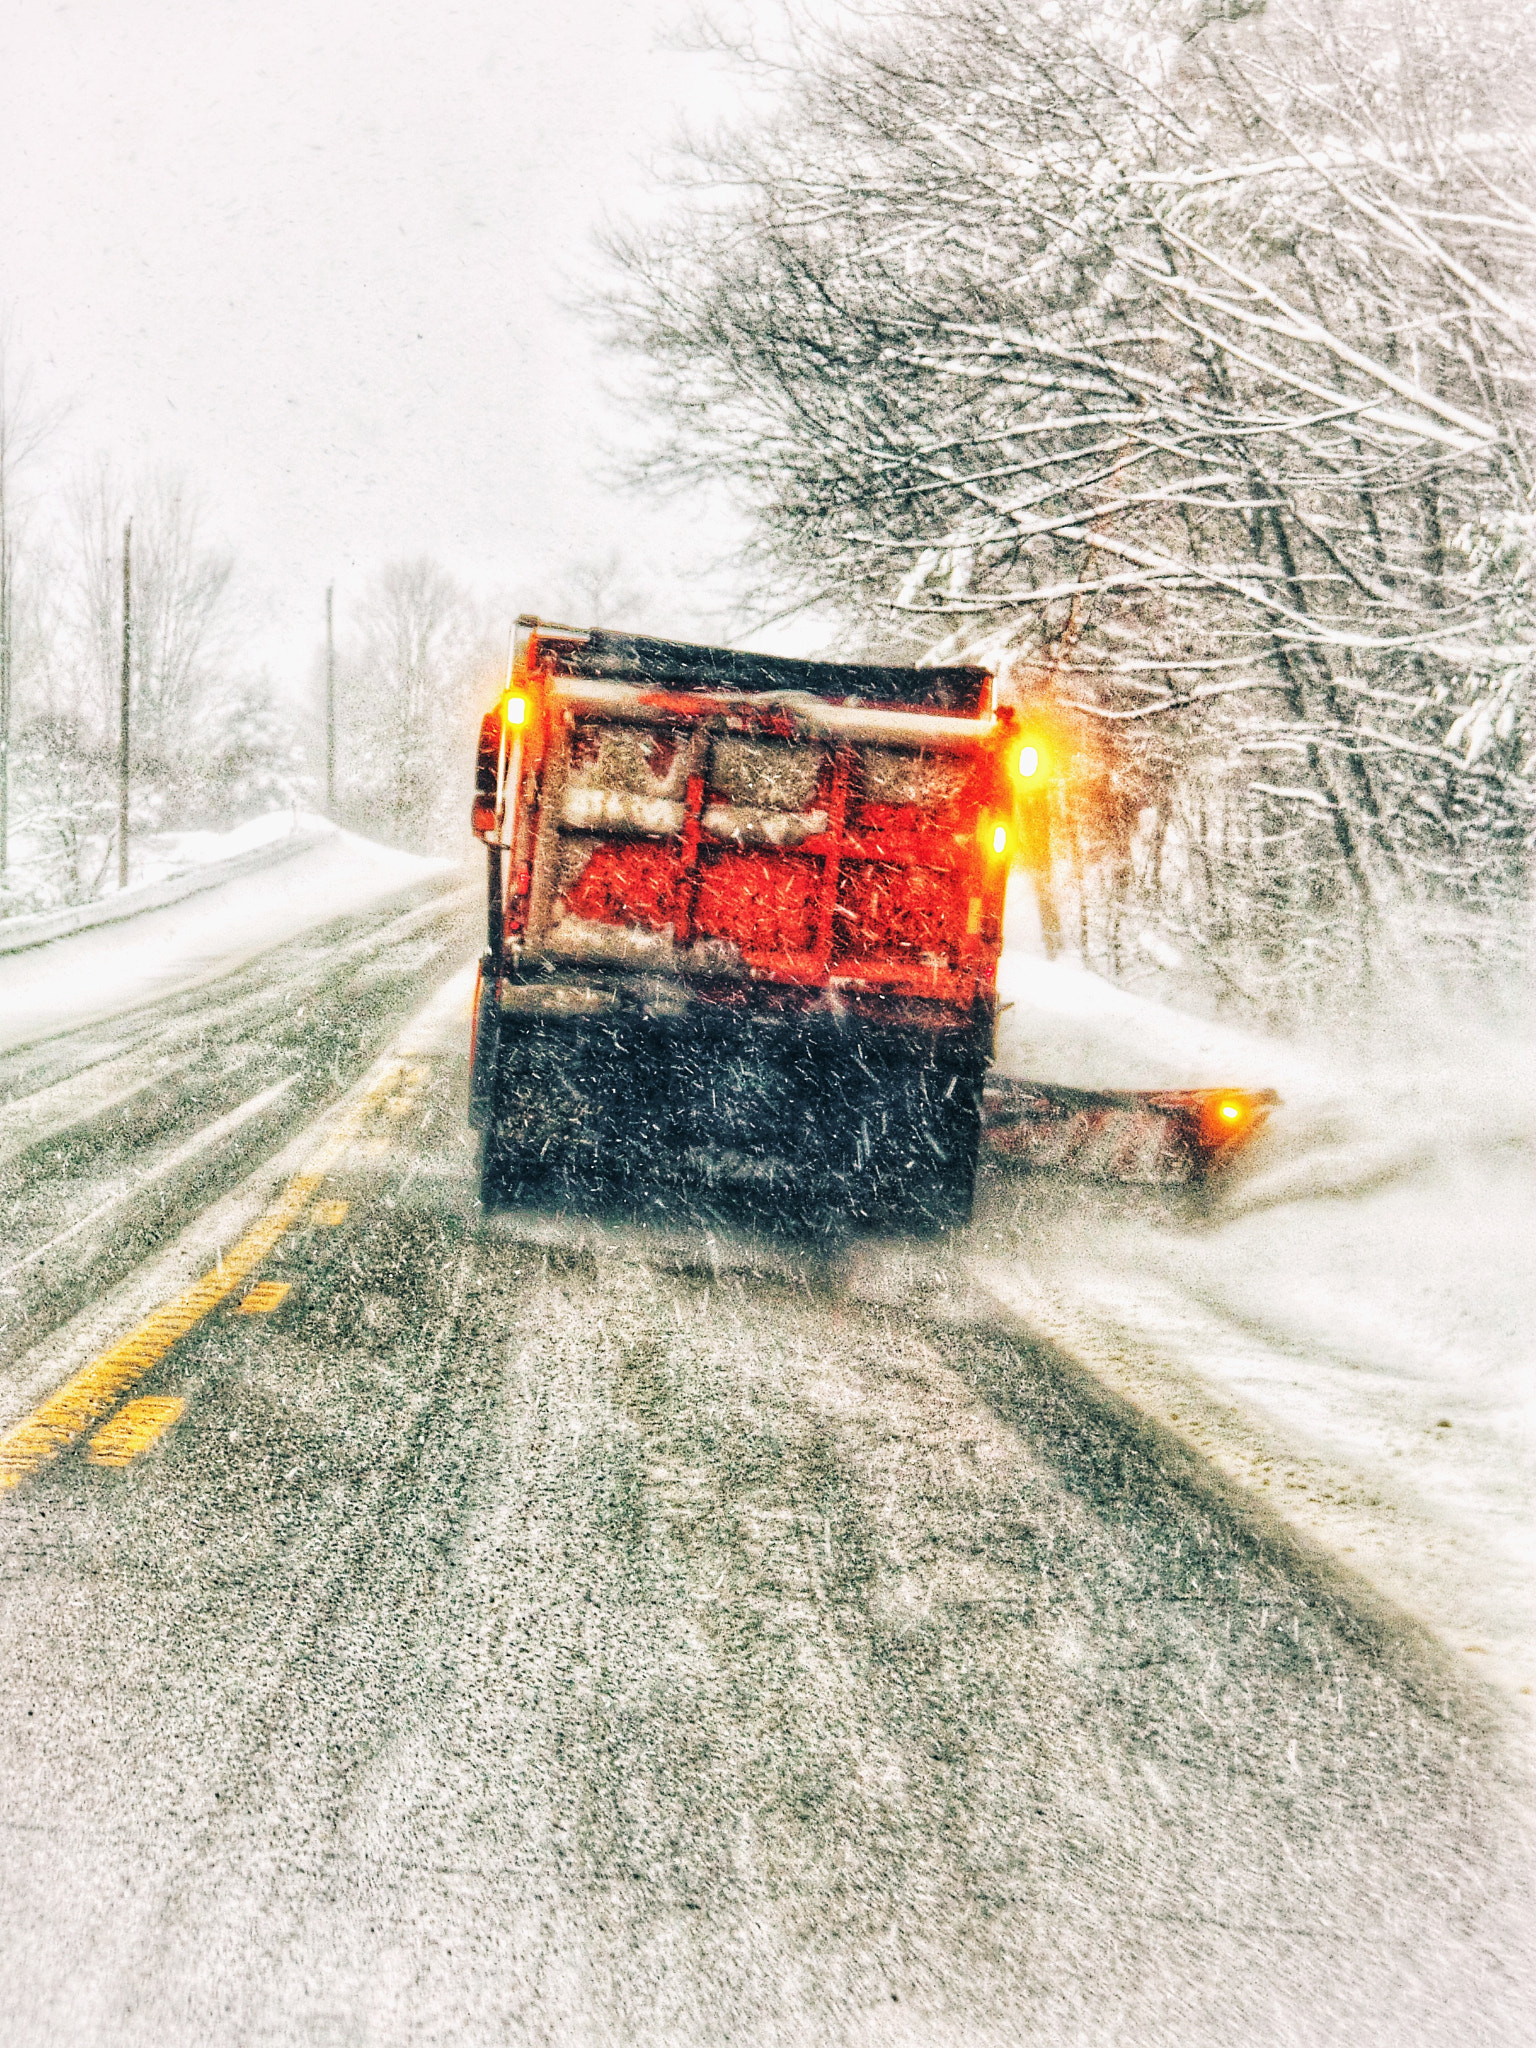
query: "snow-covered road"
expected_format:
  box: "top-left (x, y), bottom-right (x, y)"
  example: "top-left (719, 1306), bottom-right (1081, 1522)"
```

top-left (0, 856), bottom-right (479, 1388)
top-left (0, 849), bottom-right (1531, 2044)
top-left (977, 949), bottom-right (1536, 1721)
top-left (0, 814), bottom-right (459, 1051)
top-left (969, 881), bottom-right (1536, 1719)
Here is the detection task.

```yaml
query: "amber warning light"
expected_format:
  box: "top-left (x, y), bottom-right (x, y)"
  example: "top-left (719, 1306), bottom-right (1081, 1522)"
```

top-left (472, 691), bottom-right (533, 838)
top-left (1012, 734), bottom-right (1049, 793)
top-left (1194, 1089), bottom-right (1275, 1155)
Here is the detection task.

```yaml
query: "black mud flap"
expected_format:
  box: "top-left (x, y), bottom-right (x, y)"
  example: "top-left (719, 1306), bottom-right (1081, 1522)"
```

top-left (468, 953), bottom-right (501, 1131)
top-left (981, 1079), bottom-right (1279, 1185)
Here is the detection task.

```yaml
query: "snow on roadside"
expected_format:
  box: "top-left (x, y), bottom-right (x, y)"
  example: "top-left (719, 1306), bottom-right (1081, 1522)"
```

top-left (129, 807), bottom-right (333, 882)
top-left (994, 943), bottom-right (1315, 1096)
top-left (974, 890), bottom-right (1535, 1727)
top-left (0, 813), bottom-right (348, 957)
top-left (0, 814), bottom-right (459, 1053)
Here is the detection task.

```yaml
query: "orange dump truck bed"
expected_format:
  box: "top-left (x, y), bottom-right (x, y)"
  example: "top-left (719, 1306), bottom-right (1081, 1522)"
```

top-left (469, 617), bottom-right (1017, 1226)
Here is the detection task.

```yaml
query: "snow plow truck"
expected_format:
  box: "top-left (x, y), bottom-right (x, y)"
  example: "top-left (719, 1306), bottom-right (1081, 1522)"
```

top-left (468, 616), bottom-right (1275, 1226)
top-left (468, 616), bottom-right (1036, 1226)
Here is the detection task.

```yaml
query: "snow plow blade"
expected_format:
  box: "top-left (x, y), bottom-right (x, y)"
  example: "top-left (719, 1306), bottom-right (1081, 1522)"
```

top-left (981, 1078), bottom-right (1279, 1185)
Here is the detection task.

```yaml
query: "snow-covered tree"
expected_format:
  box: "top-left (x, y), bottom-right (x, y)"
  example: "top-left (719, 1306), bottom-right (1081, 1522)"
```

top-left (0, 330), bottom-right (65, 885)
top-left (0, 428), bottom-right (259, 908)
top-left (334, 557), bottom-right (496, 850)
top-left (2, 719), bottom-right (118, 913)
top-left (610, 0), bottom-right (1534, 1007)
top-left (194, 672), bottom-right (312, 826)
top-left (65, 461), bottom-right (236, 770)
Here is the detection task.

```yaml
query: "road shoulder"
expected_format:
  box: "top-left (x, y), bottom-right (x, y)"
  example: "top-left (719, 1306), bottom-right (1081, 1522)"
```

top-left (966, 1221), bottom-right (1536, 1737)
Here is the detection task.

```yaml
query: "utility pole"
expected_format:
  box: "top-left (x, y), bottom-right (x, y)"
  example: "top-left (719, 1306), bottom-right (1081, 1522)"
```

top-left (118, 519), bottom-right (132, 892)
top-left (325, 582), bottom-right (336, 816)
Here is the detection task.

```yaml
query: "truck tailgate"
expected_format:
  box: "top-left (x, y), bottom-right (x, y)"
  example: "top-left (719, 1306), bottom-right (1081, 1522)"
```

top-left (519, 686), bottom-right (1001, 1006)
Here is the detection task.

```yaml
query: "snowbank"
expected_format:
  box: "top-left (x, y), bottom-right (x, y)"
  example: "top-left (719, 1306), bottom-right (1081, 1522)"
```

top-left (993, 949), bottom-right (1312, 1094)
top-left (0, 815), bottom-right (460, 1052)
top-left (134, 807), bottom-right (328, 873)
top-left (975, 886), bottom-right (1536, 1723)
top-left (0, 811), bottom-right (346, 956)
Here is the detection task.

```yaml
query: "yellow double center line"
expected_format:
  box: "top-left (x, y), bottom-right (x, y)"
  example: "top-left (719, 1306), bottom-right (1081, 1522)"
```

top-left (0, 1060), bottom-right (421, 1492)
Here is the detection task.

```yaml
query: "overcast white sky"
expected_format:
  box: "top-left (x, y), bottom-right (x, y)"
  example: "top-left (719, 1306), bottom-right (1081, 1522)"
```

top-left (0, 0), bottom-right (792, 688)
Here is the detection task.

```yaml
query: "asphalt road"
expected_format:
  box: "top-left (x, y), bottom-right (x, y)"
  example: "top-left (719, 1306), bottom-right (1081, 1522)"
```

top-left (0, 927), bottom-right (1531, 2046)
top-left (0, 871), bottom-right (477, 1374)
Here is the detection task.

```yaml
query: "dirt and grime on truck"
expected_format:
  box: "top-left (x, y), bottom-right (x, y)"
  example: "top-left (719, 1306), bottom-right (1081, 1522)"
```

top-left (468, 617), bottom-right (1029, 1229)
